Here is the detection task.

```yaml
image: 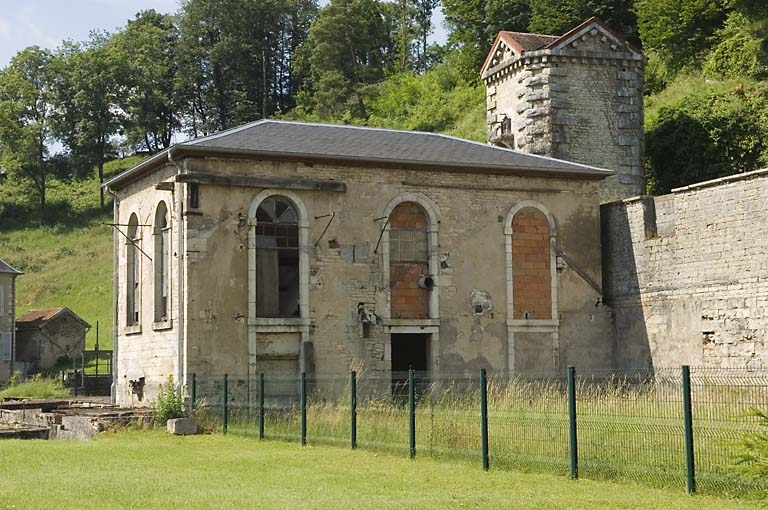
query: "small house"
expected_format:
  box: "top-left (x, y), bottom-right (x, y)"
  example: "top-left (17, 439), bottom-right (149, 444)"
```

top-left (15, 307), bottom-right (90, 374)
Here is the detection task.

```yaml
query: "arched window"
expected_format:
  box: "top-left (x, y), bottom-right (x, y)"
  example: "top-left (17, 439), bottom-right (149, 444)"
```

top-left (154, 202), bottom-right (170, 322)
top-left (255, 196), bottom-right (300, 317)
top-left (126, 213), bottom-right (140, 326)
top-left (389, 201), bottom-right (430, 319)
top-left (511, 207), bottom-right (552, 320)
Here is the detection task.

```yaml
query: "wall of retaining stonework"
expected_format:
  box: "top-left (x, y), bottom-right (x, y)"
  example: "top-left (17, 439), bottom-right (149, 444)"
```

top-left (602, 169), bottom-right (768, 369)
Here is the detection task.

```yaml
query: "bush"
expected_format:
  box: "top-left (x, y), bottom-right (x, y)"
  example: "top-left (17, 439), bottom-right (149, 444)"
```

top-left (153, 375), bottom-right (185, 424)
top-left (736, 407), bottom-right (768, 478)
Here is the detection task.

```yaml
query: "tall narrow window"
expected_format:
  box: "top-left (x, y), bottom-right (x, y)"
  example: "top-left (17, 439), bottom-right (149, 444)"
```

top-left (0, 285), bottom-right (5, 316)
top-left (389, 202), bottom-right (430, 319)
top-left (255, 196), bottom-right (300, 317)
top-left (154, 202), bottom-right (170, 322)
top-left (126, 213), bottom-right (140, 326)
top-left (512, 208), bottom-right (552, 319)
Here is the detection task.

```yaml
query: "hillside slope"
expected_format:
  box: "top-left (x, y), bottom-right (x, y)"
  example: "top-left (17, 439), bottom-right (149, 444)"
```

top-left (0, 156), bottom-right (145, 350)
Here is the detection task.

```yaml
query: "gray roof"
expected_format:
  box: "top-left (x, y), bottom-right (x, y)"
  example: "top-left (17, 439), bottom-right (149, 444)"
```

top-left (0, 258), bottom-right (22, 275)
top-left (105, 120), bottom-right (612, 190)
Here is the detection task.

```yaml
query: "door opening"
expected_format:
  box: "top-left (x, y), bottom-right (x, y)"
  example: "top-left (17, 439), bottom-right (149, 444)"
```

top-left (390, 333), bottom-right (429, 396)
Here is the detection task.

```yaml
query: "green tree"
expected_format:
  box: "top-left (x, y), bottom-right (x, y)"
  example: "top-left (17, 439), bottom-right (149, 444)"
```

top-left (636, 0), bottom-right (730, 74)
top-left (111, 10), bottom-right (180, 154)
top-left (442, 0), bottom-right (530, 80)
top-left (0, 47), bottom-right (57, 225)
top-left (51, 33), bottom-right (123, 207)
top-left (176, 0), bottom-right (317, 136)
top-left (296, 0), bottom-right (394, 122)
top-left (528, 0), bottom-right (637, 41)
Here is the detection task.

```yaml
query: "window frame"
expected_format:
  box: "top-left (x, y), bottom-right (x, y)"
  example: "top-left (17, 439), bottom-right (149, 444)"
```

top-left (125, 213), bottom-right (142, 332)
top-left (247, 190), bottom-right (310, 326)
top-left (153, 201), bottom-right (172, 329)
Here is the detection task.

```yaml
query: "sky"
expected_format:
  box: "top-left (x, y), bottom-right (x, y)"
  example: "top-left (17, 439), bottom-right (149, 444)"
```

top-left (0, 0), bottom-right (447, 69)
top-left (0, 0), bottom-right (180, 67)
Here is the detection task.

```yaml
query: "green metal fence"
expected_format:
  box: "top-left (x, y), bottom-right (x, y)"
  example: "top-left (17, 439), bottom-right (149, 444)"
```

top-left (190, 366), bottom-right (768, 497)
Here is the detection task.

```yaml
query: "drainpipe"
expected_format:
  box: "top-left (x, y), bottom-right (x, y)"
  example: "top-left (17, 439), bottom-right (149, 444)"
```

top-left (106, 187), bottom-right (119, 405)
top-left (168, 150), bottom-right (185, 387)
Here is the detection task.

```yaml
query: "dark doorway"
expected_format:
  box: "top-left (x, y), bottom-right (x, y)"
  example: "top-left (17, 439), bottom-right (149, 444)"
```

top-left (391, 333), bottom-right (429, 396)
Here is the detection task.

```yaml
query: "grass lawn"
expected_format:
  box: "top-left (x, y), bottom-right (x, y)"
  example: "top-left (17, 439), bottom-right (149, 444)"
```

top-left (0, 431), bottom-right (761, 510)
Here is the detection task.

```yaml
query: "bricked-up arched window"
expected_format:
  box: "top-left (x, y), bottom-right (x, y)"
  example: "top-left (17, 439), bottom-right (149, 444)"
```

top-left (153, 202), bottom-right (170, 323)
top-left (126, 213), bottom-right (140, 326)
top-left (512, 208), bottom-right (552, 319)
top-left (389, 202), bottom-right (430, 319)
top-left (255, 196), bottom-right (300, 317)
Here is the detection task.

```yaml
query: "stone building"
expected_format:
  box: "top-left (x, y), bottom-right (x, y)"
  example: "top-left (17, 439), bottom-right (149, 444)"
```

top-left (15, 307), bottom-right (90, 374)
top-left (104, 120), bottom-right (615, 405)
top-left (482, 17), bottom-right (644, 202)
top-left (0, 259), bottom-right (22, 383)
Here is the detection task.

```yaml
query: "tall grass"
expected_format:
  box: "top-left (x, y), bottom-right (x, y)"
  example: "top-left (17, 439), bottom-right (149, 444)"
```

top-left (0, 373), bottom-right (70, 399)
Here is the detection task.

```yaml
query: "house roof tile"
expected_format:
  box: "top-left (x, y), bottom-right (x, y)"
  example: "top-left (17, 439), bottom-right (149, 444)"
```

top-left (104, 120), bottom-right (612, 190)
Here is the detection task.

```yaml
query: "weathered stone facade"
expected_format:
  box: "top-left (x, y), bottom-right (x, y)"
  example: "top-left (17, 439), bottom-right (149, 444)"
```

top-left (106, 121), bottom-right (614, 406)
top-left (602, 169), bottom-right (768, 369)
top-left (482, 18), bottom-right (644, 202)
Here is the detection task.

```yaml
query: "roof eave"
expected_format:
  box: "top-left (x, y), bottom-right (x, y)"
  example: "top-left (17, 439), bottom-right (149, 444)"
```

top-left (172, 144), bottom-right (613, 180)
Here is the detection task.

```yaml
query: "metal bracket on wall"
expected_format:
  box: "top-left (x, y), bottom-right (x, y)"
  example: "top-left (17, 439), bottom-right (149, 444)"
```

top-left (557, 252), bottom-right (602, 296)
top-left (314, 212), bottom-right (336, 247)
top-left (106, 223), bottom-right (153, 261)
top-left (372, 216), bottom-right (390, 254)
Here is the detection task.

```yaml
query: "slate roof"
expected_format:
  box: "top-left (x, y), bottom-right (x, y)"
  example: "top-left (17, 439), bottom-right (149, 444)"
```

top-left (16, 307), bottom-right (91, 330)
top-left (0, 259), bottom-right (22, 275)
top-left (105, 120), bottom-right (612, 190)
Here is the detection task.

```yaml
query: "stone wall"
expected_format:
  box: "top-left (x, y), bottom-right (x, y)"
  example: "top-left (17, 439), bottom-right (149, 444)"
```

top-left (602, 169), bottom-right (768, 369)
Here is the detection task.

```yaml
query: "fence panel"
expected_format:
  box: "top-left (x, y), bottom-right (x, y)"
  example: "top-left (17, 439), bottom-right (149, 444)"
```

top-left (690, 367), bottom-right (768, 495)
top-left (189, 366), bottom-right (768, 497)
top-left (487, 370), bottom-right (570, 474)
top-left (576, 368), bottom-right (686, 487)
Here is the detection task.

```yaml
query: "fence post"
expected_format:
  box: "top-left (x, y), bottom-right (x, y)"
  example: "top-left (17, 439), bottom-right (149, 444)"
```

top-left (682, 365), bottom-right (696, 494)
top-left (409, 369), bottom-right (416, 459)
top-left (567, 366), bottom-right (579, 480)
top-left (480, 368), bottom-right (489, 471)
top-left (259, 372), bottom-right (265, 440)
top-left (350, 370), bottom-right (357, 450)
top-left (223, 373), bottom-right (228, 435)
top-left (191, 373), bottom-right (196, 410)
top-left (300, 372), bottom-right (307, 447)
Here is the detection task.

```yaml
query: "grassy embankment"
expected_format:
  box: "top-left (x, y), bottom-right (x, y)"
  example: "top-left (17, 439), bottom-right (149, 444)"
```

top-left (0, 155), bottom-right (145, 350)
top-left (0, 430), bottom-right (760, 510)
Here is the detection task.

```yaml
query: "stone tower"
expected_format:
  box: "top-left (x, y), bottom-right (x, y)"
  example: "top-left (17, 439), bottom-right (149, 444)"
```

top-left (481, 18), bottom-right (644, 202)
